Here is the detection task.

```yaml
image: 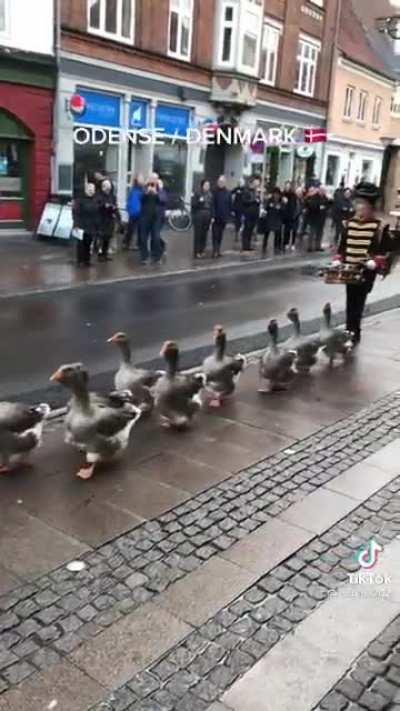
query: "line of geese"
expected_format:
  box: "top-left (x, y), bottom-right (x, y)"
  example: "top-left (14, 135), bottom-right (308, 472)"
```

top-left (0, 302), bottom-right (353, 480)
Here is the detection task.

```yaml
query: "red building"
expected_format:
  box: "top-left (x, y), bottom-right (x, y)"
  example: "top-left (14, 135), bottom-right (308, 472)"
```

top-left (0, 29), bottom-right (56, 229)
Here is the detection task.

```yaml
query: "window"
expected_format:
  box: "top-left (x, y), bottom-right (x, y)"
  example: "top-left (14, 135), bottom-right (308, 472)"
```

top-left (357, 90), bottom-right (368, 122)
top-left (88, 0), bottom-right (134, 43)
top-left (325, 154), bottom-right (340, 187)
top-left (372, 96), bottom-right (382, 126)
top-left (361, 159), bottom-right (373, 181)
top-left (261, 22), bottom-right (282, 86)
top-left (0, 140), bottom-right (22, 196)
top-left (391, 91), bottom-right (400, 116)
top-left (343, 85), bottom-right (354, 119)
top-left (220, 3), bottom-right (236, 64)
top-left (168, 0), bottom-right (193, 61)
top-left (295, 36), bottom-right (320, 97)
top-left (239, 3), bottom-right (263, 72)
top-left (0, 0), bottom-right (9, 35)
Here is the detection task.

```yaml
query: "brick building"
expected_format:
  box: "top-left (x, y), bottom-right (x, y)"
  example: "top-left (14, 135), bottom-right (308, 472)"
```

top-left (322, 0), bottom-right (400, 200)
top-left (54, 0), bottom-right (340, 206)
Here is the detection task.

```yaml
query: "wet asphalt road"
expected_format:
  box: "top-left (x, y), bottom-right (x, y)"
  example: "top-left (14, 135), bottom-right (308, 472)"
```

top-left (1, 262), bottom-right (398, 406)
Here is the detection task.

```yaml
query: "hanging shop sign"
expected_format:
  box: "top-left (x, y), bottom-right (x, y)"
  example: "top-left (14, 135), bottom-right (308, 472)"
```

top-left (155, 104), bottom-right (191, 137)
top-left (74, 89), bottom-right (122, 128)
top-left (296, 145), bottom-right (315, 159)
top-left (129, 100), bottom-right (149, 130)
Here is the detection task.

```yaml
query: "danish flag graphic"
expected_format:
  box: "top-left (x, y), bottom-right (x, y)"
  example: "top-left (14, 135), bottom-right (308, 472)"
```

top-left (304, 127), bottom-right (328, 143)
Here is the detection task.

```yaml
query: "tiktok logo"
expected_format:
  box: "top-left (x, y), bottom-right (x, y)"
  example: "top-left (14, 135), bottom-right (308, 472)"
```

top-left (356, 539), bottom-right (383, 570)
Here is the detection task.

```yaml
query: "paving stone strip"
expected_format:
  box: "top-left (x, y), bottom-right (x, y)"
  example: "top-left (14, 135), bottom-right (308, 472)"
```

top-left (314, 615), bottom-right (400, 711)
top-left (0, 390), bottom-right (400, 697)
top-left (87, 474), bottom-right (400, 711)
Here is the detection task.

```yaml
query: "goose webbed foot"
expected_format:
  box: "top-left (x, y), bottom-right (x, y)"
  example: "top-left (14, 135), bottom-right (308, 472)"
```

top-left (76, 464), bottom-right (96, 480)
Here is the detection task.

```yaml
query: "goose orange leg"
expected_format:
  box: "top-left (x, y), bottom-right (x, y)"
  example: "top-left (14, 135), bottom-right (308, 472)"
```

top-left (76, 463), bottom-right (96, 480)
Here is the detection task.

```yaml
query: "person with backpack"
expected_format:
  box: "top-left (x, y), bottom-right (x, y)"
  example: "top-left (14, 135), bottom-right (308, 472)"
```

top-left (123, 174), bottom-right (144, 250)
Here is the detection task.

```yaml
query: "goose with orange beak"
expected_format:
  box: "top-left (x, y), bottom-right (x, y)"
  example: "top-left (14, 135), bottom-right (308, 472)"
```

top-left (202, 325), bottom-right (246, 407)
top-left (107, 331), bottom-right (162, 413)
top-left (50, 363), bottom-right (141, 479)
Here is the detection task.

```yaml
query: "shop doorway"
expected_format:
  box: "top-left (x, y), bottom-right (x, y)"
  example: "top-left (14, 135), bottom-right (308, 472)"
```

top-left (204, 144), bottom-right (226, 187)
top-left (73, 128), bottom-right (119, 196)
top-left (0, 110), bottom-right (32, 228)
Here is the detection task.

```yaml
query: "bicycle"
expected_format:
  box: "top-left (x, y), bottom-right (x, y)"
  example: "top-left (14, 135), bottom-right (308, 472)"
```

top-left (166, 196), bottom-right (192, 232)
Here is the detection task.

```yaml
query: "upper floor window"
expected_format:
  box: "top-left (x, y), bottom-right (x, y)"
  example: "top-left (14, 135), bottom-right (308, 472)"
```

top-left (0, 0), bottom-right (9, 35)
top-left (261, 21), bottom-right (282, 86)
top-left (372, 96), bottom-right (382, 126)
top-left (295, 35), bottom-right (320, 97)
top-left (357, 90), bottom-right (368, 122)
top-left (343, 85), bottom-right (355, 118)
top-left (88, 0), bottom-right (134, 43)
top-left (309, 0), bottom-right (324, 6)
top-left (239, 2), bottom-right (263, 73)
top-left (168, 0), bottom-right (193, 61)
top-left (219, 3), bottom-right (237, 63)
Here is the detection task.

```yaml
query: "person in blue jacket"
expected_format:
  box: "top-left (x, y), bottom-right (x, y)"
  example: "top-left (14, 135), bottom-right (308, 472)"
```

top-left (124, 174), bottom-right (144, 250)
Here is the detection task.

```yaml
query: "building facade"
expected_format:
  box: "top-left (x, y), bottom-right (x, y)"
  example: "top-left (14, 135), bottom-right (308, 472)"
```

top-left (0, 0), bottom-right (55, 229)
top-left (323, 0), bottom-right (400, 200)
top-left (54, 0), bottom-right (339, 207)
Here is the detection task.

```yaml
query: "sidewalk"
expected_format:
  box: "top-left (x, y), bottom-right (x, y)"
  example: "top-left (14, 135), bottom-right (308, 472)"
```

top-left (0, 226), bottom-right (327, 297)
top-left (1, 309), bottom-right (400, 709)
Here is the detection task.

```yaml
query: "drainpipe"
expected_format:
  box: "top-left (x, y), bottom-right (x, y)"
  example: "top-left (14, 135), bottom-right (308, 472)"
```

top-left (52, 0), bottom-right (61, 197)
top-left (325, 0), bottom-right (342, 187)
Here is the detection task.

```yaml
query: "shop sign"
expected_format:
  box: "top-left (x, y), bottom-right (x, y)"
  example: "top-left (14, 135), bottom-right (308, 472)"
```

top-left (155, 104), bottom-right (190, 137)
top-left (69, 94), bottom-right (87, 118)
top-left (129, 100), bottom-right (148, 129)
top-left (74, 89), bottom-right (121, 128)
top-left (296, 145), bottom-right (315, 159)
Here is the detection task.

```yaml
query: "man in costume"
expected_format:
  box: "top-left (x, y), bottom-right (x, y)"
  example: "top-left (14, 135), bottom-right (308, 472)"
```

top-left (333, 182), bottom-right (393, 345)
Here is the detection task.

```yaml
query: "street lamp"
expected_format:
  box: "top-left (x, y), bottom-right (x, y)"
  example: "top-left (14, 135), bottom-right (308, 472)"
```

top-left (377, 15), bottom-right (400, 39)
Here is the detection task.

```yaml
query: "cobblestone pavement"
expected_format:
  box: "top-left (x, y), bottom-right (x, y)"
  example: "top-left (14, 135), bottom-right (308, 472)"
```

top-left (0, 387), bottom-right (400, 700)
top-left (316, 616), bottom-right (400, 711)
top-left (87, 474), bottom-right (400, 711)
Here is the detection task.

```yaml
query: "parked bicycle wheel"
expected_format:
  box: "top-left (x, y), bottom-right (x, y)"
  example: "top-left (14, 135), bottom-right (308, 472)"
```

top-left (168, 206), bottom-right (192, 232)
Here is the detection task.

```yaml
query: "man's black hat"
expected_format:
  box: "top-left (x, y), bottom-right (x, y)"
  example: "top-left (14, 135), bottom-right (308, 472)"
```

top-left (354, 182), bottom-right (380, 206)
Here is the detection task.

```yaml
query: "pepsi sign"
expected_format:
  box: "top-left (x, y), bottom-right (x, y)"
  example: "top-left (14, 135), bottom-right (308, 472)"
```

top-left (69, 94), bottom-right (87, 118)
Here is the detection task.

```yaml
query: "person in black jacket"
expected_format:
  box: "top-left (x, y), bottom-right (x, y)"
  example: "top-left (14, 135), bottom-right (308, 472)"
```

top-left (315, 186), bottom-right (330, 251)
top-left (241, 176), bottom-right (261, 252)
top-left (211, 175), bottom-right (231, 258)
top-left (282, 181), bottom-right (297, 251)
top-left (262, 187), bottom-right (284, 256)
top-left (97, 179), bottom-right (121, 261)
top-left (332, 187), bottom-right (354, 244)
top-left (231, 178), bottom-right (245, 244)
top-left (303, 186), bottom-right (322, 252)
top-left (192, 179), bottom-right (213, 258)
top-left (72, 182), bottom-right (100, 267)
top-left (139, 178), bottom-right (165, 264)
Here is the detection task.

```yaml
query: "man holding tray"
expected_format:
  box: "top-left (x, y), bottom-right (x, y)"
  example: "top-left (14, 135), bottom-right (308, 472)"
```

top-left (332, 182), bottom-right (393, 346)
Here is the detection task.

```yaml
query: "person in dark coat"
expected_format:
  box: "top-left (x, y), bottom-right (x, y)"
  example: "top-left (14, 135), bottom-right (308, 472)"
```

top-left (303, 186), bottom-right (322, 252)
top-left (124, 174), bottom-right (144, 250)
top-left (262, 187), bottom-right (284, 256)
top-left (332, 187), bottom-right (354, 244)
top-left (231, 178), bottom-right (245, 244)
top-left (192, 179), bottom-right (213, 258)
top-left (241, 176), bottom-right (261, 252)
top-left (282, 181), bottom-right (298, 251)
top-left (98, 179), bottom-right (121, 261)
top-left (211, 175), bottom-right (231, 258)
top-left (72, 182), bottom-right (100, 267)
top-left (315, 186), bottom-right (330, 251)
top-left (139, 177), bottom-right (164, 264)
